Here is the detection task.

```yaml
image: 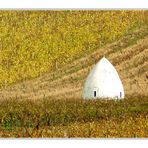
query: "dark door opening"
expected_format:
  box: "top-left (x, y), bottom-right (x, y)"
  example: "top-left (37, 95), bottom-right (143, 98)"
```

top-left (120, 92), bottom-right (122, 98)
top-left (94, 91), bottom-right (96, 97)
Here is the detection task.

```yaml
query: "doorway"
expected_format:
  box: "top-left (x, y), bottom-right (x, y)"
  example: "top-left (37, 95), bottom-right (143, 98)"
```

top-left (94, 91), bottom-right (97, 97)
top-left (120, 92), bottom-right (122, 98)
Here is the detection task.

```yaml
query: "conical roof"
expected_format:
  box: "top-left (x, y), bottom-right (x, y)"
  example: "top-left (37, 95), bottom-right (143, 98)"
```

top-left (83, 57), bottom-right (124, 99)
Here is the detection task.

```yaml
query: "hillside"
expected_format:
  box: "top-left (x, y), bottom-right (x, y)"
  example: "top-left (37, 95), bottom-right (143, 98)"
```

top-left (0, 10), bottom-right (148, 138)
top-left (0, 10), bottom-right (147, 87)
top-left (0, 25), bottom-right (147, 100)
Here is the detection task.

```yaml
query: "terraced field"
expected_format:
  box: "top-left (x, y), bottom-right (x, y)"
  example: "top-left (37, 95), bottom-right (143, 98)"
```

top-left (0, 25), bottom-right (147, 100)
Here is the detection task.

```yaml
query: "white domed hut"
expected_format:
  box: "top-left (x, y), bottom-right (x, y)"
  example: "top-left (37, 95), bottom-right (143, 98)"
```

top-left (83, 57), bottom-right (124, 99)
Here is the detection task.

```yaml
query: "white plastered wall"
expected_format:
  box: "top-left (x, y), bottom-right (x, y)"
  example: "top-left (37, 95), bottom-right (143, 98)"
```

top-left (83, 57), bottom-right (125, 99)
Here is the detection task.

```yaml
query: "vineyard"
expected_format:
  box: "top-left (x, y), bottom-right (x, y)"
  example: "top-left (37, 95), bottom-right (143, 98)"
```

top-left (0, 98), bottom-right (148, 137)
top-left (0, 10), bottom-right (148, 138)
top-left (0, 10), bottom-right (147, 87)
